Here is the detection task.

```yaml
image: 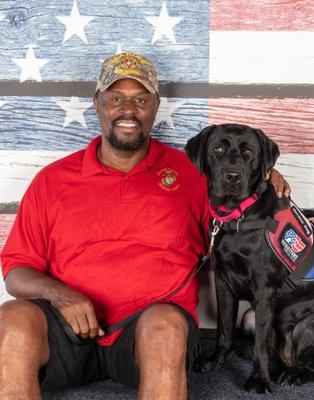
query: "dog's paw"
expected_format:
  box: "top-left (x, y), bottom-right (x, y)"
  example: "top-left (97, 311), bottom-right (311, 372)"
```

top-left (242, 377), bottom-right (273, 394)
top-left (276, 371), bottom-right (307, 387)
top-left (193, 354), bottom-right (224, 373)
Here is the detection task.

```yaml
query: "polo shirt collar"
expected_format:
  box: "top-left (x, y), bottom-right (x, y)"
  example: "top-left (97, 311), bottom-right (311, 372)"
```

top-left (81, 135), bottom-right (164, 177)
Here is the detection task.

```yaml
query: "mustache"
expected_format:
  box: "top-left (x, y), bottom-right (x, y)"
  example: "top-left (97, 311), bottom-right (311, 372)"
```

top-left (112, 115), bottom-right (143, 127)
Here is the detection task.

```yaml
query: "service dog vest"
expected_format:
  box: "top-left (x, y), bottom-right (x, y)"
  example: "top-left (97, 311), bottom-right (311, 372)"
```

top-left (209, 195), bottom-right (314, 293)
top-left (265, 199), bottom-right (314, 292)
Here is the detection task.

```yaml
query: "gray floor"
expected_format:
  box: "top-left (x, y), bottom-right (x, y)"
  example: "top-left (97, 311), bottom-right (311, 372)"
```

top-left (42, 331), bottom-right (313, 400)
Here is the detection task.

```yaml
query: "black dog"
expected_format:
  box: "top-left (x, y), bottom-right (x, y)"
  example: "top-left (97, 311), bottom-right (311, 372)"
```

top-left (185, 124), bottom-right (314, 393)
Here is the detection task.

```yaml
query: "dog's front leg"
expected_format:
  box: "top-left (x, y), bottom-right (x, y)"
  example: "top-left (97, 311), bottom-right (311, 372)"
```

top-left (195, 273), bottom-right (239, 373)
top-left (243, 288), bottom-right (276, 394)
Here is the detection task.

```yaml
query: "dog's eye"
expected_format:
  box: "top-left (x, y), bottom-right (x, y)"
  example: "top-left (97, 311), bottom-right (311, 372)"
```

top-left (213, 146), bottom-right (224, 156)
top-left (243, 148), bottom-right (254, 158)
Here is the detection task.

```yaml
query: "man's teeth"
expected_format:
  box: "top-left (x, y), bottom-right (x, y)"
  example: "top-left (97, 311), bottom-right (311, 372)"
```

top-left (116, 121), bottom-right (138, 127)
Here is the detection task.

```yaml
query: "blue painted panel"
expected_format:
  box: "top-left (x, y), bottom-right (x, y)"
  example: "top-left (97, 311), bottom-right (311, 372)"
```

top-left (0, 0), bottom-right (209, 82)
top-left (0, 96), bottom-right (209, 151)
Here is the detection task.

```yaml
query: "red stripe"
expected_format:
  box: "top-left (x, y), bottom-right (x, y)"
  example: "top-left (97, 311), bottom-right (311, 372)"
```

top-left (0, 215), bottom-right (15, 252)
top-left (210, 0), bottom-right (314, 31)
top-left (208, 98), bottom-right (314, 154)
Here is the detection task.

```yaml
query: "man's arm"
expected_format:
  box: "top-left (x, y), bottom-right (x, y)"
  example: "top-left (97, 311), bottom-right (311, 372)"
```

top-left (267, 169), bottom-right (291, 198)
top-left (5, 267), bottom-right (105, 339)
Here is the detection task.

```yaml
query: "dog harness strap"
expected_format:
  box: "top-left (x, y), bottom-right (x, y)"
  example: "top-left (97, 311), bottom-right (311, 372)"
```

top-left (220, 217), bottom-right (278, 232)
top-left (103, 252), bottom-right (211, 335)
top-left (281, 246), bottom-right (314, 291)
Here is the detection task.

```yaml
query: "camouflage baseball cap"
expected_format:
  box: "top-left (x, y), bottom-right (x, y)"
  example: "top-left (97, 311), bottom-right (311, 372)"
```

top-left (96, 52), bottom-right (159, 95)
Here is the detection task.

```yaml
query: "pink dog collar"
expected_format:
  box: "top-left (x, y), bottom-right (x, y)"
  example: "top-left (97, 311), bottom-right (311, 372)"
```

top-left (208, 193), bottom-right (260, 222)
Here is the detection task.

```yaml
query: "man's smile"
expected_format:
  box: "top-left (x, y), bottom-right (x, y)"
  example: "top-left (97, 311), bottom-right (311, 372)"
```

top-left (114, 120), bottom-right (139, 128)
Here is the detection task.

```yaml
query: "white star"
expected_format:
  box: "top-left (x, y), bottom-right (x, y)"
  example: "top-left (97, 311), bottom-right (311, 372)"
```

top-left (154, 98), bottom-right (185, 130)
top-left (115, 44), bottom-right (122, 54)
top-left (99, 45), bottom-right (123, 64)
top-left (54, 96), bottom-right (92, 128)
top-left (12, 44), bottom-right (49, 82)
top-left (56, 0), bottom-right (94, 44)
top-left (145, 1), bottom-right (183, 44)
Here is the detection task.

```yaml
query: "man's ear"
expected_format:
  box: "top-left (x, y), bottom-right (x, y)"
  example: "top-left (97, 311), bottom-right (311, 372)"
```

top-left (93, 96), bottom-right (99, 114)
top-left (154, 94), bottom-right (161, 117)
top-left (185, 125), bottom-right (216, 173)
top-left (255, 129), bottom-right (280, 180)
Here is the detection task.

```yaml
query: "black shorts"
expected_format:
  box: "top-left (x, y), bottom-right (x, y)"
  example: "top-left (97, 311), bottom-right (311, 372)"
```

top-left (32, 299), bottom-right (201, 392)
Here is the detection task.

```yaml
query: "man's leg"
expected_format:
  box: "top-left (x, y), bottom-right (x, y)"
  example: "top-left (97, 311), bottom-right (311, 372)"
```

top-left (135, 304), bottom-right (189, 400)
top-left (0, 300), bottom-right (50, 400)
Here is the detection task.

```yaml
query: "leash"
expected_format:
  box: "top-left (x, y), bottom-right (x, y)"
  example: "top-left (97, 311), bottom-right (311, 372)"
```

top-left (102, 249), bottom-right (212, 335)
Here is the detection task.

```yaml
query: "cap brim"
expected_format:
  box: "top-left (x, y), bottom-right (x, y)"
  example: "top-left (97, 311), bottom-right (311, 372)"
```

top-left (96, 75), bottom-right (157, 95)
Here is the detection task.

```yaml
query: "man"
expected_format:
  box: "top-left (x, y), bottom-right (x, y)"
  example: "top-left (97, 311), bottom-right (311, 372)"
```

top-left (0, 52), bottom-right (290, 400)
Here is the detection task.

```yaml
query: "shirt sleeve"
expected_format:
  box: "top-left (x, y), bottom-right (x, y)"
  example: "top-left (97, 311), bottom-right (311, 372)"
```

top-left (1, 173), bottom-right (49, 278)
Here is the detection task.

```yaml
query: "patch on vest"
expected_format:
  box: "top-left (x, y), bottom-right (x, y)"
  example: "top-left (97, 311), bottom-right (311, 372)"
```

top-left (279, 224), bottom-right (310, 266)
top-left (265, 200), bottom-right (314, 274)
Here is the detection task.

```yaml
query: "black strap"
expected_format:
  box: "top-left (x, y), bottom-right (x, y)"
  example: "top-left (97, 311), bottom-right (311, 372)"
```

top-left (280, 240), bottom-right (314, 293)
top-left (103, 252), bottom-right (211, 335)
top-left (221, 216), bottom-right (278, 233)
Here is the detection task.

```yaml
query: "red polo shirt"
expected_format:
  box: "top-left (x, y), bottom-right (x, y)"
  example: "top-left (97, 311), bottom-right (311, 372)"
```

top-left (1, 136), bottom-right (211, 345)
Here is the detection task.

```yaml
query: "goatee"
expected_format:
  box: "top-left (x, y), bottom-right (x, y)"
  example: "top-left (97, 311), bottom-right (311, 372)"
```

top-left (107, 115), bottom-right (148, 151)
top-left (108, 129), bottom-right (147, 151)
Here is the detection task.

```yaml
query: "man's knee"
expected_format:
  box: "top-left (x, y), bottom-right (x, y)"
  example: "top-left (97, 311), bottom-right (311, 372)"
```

top-left (135, 304), bottom-right (189, 348)
top-left (0, 300), bottom-right (49, 361)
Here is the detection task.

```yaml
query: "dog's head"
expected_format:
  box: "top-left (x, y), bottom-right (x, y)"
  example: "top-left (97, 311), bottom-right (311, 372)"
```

top-left (292, 316), bottom-right (314, 372)
top-left (185, 124), bottom-right (279, 200)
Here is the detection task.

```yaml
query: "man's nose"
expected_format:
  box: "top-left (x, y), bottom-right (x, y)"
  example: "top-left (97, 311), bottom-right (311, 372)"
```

top-left (120, 99), bottom-right (138, 114)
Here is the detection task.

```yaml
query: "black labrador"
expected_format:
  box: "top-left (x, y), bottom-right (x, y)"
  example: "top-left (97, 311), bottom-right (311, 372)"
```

top-left (185, 124), bottom-right (314, 393)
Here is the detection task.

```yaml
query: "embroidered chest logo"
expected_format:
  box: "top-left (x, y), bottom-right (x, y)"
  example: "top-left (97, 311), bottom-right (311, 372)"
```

top-left (158, 168), bottom-right (180, 192)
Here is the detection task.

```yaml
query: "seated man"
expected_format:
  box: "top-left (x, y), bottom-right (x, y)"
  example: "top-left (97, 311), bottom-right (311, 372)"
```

top-left (0, 52), bottom-right (290, 400)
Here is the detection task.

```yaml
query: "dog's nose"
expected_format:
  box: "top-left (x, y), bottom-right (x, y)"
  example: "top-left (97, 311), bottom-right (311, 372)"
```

top-left (224, 172), bottom-right (241, 183)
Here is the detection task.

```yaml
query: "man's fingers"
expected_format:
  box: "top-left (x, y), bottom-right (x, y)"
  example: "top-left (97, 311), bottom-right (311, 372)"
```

top-left (75, 313), bottom-right (91, 339)
top-left (64, 313), bottom-right (80, 335)
top-left (50, 289), bottom-right (103, 339)
top-left (86, 309), bottom-right (104, 338)
top-left (98, 327), bottom-right (105, 336)
top-left (283, 180), bottom-right (291, 197)
top-left (268, 169), bottom-right (291, 198)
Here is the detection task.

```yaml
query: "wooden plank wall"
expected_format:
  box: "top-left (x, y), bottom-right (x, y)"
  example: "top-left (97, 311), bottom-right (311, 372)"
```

top-left (0, 1), bottom-right (313, 326)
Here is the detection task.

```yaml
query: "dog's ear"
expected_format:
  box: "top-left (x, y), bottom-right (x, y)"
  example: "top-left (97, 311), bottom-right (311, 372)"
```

top-left (255, 129), bottom-right (280, 179)
top-left (185, 125), bottom-right (216, 173)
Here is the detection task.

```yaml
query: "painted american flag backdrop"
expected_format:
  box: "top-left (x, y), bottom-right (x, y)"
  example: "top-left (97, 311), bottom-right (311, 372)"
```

top-left (0, 1), bottom-right (313, 323)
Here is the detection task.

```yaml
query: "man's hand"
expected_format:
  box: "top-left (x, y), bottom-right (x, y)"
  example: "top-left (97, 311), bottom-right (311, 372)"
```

top-left (49, 286), bottom-right (105, 339)
top-left (266, 169), bottom-right (291, 198)
top-left (5, 267), bottom-right (105, 340)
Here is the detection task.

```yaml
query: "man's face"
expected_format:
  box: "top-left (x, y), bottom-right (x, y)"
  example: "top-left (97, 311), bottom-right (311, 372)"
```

top-left (93, 78), bottom-right (160, 151)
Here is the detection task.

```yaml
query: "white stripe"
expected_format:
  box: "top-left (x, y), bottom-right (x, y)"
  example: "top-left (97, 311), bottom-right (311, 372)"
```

top-left (0, 150), bottom-right (69, 203)
top-left (0, 151), bottom-right (313, 208)
top-left (276, 154), bottom-right (314, 209)
top-left (209, 31), bottom-right (314, 84)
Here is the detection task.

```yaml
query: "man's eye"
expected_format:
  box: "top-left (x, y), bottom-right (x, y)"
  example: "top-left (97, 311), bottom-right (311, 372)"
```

top-left (213, 146), bottom-right (224, 155)
top-left (136, 98), bottom-right (146, 104)
top-left (111, 97), bottom-right (123, 103)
